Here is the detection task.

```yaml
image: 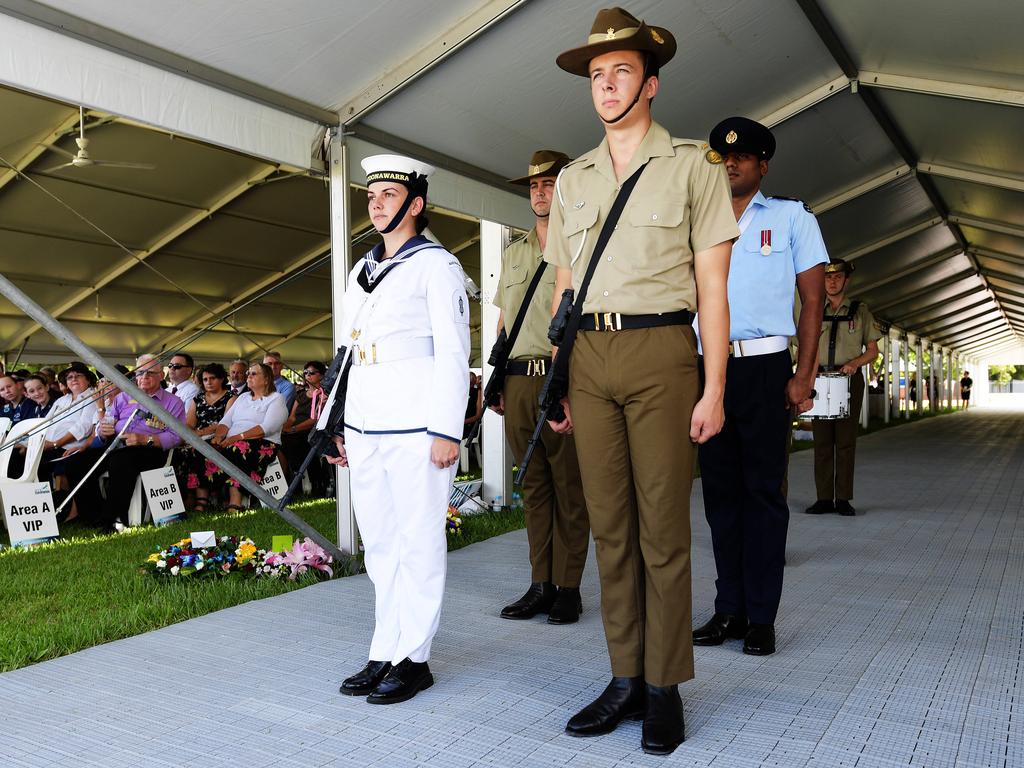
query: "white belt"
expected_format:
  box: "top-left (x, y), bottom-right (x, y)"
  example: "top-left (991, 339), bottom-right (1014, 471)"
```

top-left (728, 335), bottom-right (789, 358)
top-left (351, 338), bottom-right (434, 366)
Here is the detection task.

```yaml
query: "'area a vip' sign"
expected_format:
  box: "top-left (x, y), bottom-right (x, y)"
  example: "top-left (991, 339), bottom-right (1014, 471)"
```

top-left (1, 482), bottom-right (59, 548)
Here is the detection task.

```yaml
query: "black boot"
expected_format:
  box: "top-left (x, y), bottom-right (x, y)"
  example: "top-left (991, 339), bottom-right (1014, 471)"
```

top-left (743, 623), bottom-right (777, 656)
top-left (692, 612), bottom-right (748, 646)
top-left (339, 660), bottom-right (391, 696)
top-left (547, 587), bottom-right (582, 624)
top-left (365, 658), bottom-right (433, 704)
top-left (500, 582), bottom-right (556, 619)
top-left (805, 499), bottom-right (835, 515)
top-left (565, 676), bottom-right (645, 737)
top-left (835, 499), bottom-right (856, 516)
top-left (641, 684), bottom-right (685, 755)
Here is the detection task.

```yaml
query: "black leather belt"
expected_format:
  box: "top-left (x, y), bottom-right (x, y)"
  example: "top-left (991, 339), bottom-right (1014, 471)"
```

top-left (507, 358), bottom-right (551, 376)
top-left (579, 310), bottom-right (695, 332)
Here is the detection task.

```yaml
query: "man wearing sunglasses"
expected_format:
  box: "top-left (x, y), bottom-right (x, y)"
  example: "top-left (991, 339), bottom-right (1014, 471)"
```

top-left (166, 352), bottom-right (199, 406)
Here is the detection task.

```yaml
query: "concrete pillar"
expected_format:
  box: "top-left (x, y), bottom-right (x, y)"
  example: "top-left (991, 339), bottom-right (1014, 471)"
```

top-left (902, 337), bottom-right (910, 418)
top-left (930, 342), bottom-right (938, 413)
top-left (328, 130), bottom-right (357, 555)
top-left (916, 338), bottom-right (925, 414)
top-left (479, 219), bottom-right (513, 509)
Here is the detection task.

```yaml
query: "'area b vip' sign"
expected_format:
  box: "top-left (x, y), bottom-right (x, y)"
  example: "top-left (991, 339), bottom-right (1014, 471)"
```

top-left (1, 482), bottom-right (59, 548)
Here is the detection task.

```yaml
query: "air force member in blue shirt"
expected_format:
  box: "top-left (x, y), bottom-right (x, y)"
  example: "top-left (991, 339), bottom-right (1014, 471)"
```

top-left (693, 117), bottom-right (828, 657)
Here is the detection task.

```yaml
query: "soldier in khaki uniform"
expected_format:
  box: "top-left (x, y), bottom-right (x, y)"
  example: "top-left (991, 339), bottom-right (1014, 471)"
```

top-left (544, 8), bottom-right (737, 755)
top-left (493, 150), bottom-right (591, 625)
top-left (807, 258), bottom-right (880, 516)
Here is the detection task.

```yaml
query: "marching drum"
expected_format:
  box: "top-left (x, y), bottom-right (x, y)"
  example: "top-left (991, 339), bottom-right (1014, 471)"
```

top-left (805, 372), bottom-right (850, 420)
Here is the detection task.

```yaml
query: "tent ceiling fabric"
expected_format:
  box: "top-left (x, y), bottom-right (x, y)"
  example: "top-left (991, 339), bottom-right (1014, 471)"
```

top-left (0, 86), bottom-right (482, 365)
top-left (5, 0), bottom-right (1024, 359)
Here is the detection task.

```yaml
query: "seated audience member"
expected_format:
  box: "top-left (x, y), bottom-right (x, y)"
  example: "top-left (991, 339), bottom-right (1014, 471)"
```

top-left (22, 374), bottom-right (57, 419)
top-left (61, 354), bottom-right (185, 531)
top-left (179, 363), bottom-right (236, 511)
top-left (207, 362), bottom-right (288, 511)
top-left (0, 375), bottom-right (29, 423)
top-left (263, 351), bottom-right (296, 410)
top-left (38, 367), bottom-right (62, 401)
top-left (6, 374), bottom-right (57, 478)
top-left (464, 371), bottom-right (483, 439)
top-left (228, 359), bottom-right (249, 397)
top-left (166, 352), bottom-right (200, 405)
top-left (282, 360), bottom-right (328, 496)
top-left (37, 363), bottom-right (101, 497)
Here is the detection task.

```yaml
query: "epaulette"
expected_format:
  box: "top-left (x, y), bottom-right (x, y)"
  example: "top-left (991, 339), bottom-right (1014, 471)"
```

top-left (770, 196), bottom-right (813, 214)
top-left (672, 138), bottom-right (724, 165)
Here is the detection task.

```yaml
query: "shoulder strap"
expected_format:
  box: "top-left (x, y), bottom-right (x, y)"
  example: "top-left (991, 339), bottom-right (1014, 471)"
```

top-left (503, 260), bottom-right (549, 352)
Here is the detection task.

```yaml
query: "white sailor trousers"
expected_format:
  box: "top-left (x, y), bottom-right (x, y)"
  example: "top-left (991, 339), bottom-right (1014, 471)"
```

top-left (345, 428), bottom-right (455, 664)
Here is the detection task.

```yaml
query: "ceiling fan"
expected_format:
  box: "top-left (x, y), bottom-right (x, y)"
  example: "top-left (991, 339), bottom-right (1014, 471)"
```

top-left (40, 106), bottom-right (156, 172)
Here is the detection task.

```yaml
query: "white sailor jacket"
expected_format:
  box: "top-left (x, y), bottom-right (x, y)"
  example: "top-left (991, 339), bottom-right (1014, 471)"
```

top-left (339, 240), bottom-right (471, 444)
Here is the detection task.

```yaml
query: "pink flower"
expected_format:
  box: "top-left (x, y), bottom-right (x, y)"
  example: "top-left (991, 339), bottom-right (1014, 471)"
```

top-left (186, 474), bottom-right (199, 490)
top-left (277, 538), bottom-right (333, 581)
top-left (229, 479), bottom-right (239, 488)
top-left (205, 460), bottom-right (218, 475)
top-left (258, 444), bottom-right (275, 457)
top-left (250, 471), bottom-right (261, 482)
top-left (234, 441), bottom-right (251, 455)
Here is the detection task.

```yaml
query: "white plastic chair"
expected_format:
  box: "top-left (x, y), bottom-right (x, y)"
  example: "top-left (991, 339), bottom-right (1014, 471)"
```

top-left (0, 417), bottom-right (11, 443)
top-left (0, 418), bottom-right (48, 483)
top-left (127, 447), bottom-right (176, 527)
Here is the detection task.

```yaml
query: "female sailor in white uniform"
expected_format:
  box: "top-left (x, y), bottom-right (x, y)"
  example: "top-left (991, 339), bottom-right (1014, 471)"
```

top-left (329, 154), bottom-right (470, 705)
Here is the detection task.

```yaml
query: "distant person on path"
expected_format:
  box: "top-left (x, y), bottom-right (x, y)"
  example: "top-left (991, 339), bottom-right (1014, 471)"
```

top-left (959, 371), bottom-right (973, 409)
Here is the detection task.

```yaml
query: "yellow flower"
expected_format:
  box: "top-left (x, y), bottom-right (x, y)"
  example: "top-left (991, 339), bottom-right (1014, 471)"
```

top-left (175, 538), bottom-right (191, 547)
top-left (235, 542), bottom-right (257, 564)
top-left (147, 553), bottom-right (160, 562)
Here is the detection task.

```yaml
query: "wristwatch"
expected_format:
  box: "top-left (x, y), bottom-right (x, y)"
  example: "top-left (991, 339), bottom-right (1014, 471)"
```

top-left (147, 436), bottom-right (155, 447)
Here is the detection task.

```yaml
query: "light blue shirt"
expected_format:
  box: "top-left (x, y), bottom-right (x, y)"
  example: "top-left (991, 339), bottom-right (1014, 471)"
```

top-left (274, 376), bottom-right (296, 412)
top-left (727, 190), bottom-right (829, 341)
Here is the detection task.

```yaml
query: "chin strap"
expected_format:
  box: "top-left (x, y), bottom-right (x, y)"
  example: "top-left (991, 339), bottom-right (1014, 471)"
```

top-left (602, 56), bottom-right (651, 125)
top-left (379, 174), bottom-right (426, 234)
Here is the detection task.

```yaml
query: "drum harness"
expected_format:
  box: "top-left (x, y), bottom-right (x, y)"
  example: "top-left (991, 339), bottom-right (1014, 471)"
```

top-left (823, 300), bottom-right (861, 372)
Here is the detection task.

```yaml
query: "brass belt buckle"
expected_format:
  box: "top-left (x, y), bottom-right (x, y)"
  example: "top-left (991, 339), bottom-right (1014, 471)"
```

top-left (527, 359), bottom-right (535, 376)
top-left (357, 345), bottom-right (367, 364)
top-left (371, 343), bottom-right (377, 364)
top-left (603, 312), bottom-right (621, 331)
top-left (536, 358), bottom-right (546, 376)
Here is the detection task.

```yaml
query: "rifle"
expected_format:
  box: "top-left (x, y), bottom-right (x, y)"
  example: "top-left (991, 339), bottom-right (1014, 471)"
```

top-left (514, 288), bottom-right (573, 486)
top-left (482, 329), bottom-right (508, 408)
top-left (277, 346), bottom-right (350, 509)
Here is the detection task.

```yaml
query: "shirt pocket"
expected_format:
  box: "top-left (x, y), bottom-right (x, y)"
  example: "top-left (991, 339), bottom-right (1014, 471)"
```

top-left (562, 204), bottom-right (599, 264)
top-left (742, 226), bottom-right (790, 257)
top-left (625, 194), bottom-right (687, 272)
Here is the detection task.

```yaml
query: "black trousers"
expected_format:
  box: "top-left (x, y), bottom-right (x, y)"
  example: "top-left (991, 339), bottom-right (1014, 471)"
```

top-left (698, 350), bottom-right (792, 624)
top-left (64, 445), bottom-right (168, 527)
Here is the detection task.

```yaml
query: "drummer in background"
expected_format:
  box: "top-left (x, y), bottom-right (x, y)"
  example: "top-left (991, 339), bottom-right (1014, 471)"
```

top-left (694, 117), bottom-right (827, 657)
top-left (806, 259), bottom-right (880, 517)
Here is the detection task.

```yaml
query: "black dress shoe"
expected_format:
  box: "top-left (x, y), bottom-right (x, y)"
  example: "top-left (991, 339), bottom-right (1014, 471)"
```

top-left (547, 587), bottom-right (582, 624)
top-left (743, 623), bottom-right (776, 656)
top-left (339, 660), bottom-right (391, 696)
top-left (835, 499), bottom-right (856, 516)
top-left (642, 684), bottom-right (685, 755)
top-left (365, 658), bottom-right (433, 705)
top-left (565, 676), bottom-right (645, 737)
top-left (692, 612), bottom-right (748, 646)
top-left (805, 499), bottom-right (835, 515)
top-left (500, 581), bottom-right (556, 619)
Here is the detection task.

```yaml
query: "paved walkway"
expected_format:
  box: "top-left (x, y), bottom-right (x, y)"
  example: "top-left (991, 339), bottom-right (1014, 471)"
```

top-left (2, 406), bottom-right (1022, 768)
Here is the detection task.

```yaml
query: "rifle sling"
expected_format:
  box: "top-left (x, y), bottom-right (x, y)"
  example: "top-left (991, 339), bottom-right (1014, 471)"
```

top-left (551, 162), bottom-right (649, 382)
top-left (503, 260), bottom-right (549, 355)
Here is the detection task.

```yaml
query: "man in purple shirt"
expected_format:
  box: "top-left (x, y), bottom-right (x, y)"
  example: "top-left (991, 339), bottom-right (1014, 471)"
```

top-left (62, 354), bottom-right (185, 531)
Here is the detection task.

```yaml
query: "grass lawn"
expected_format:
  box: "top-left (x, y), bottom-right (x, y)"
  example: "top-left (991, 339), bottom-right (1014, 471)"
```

top-left (0, 498), bottom-right (524, 673)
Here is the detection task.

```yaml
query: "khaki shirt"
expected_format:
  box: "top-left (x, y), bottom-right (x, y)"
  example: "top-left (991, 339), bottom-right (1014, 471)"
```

top-left (544, 121), bottom-right (738, 314)
top-left (818, 299), bottom-right (881, 368)
top-left (493, 228), bottom-right (557, 360)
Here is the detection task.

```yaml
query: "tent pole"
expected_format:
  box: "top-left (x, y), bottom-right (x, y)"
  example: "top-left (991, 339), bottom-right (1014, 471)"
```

top-left (0, 271), bottom-right (346, 563)
top-left (328, 127), bottom-right (358, 555)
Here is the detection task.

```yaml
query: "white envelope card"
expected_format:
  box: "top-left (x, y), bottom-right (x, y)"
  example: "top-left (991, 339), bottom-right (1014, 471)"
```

top-left (190, 530), bottom-right (216, 548)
